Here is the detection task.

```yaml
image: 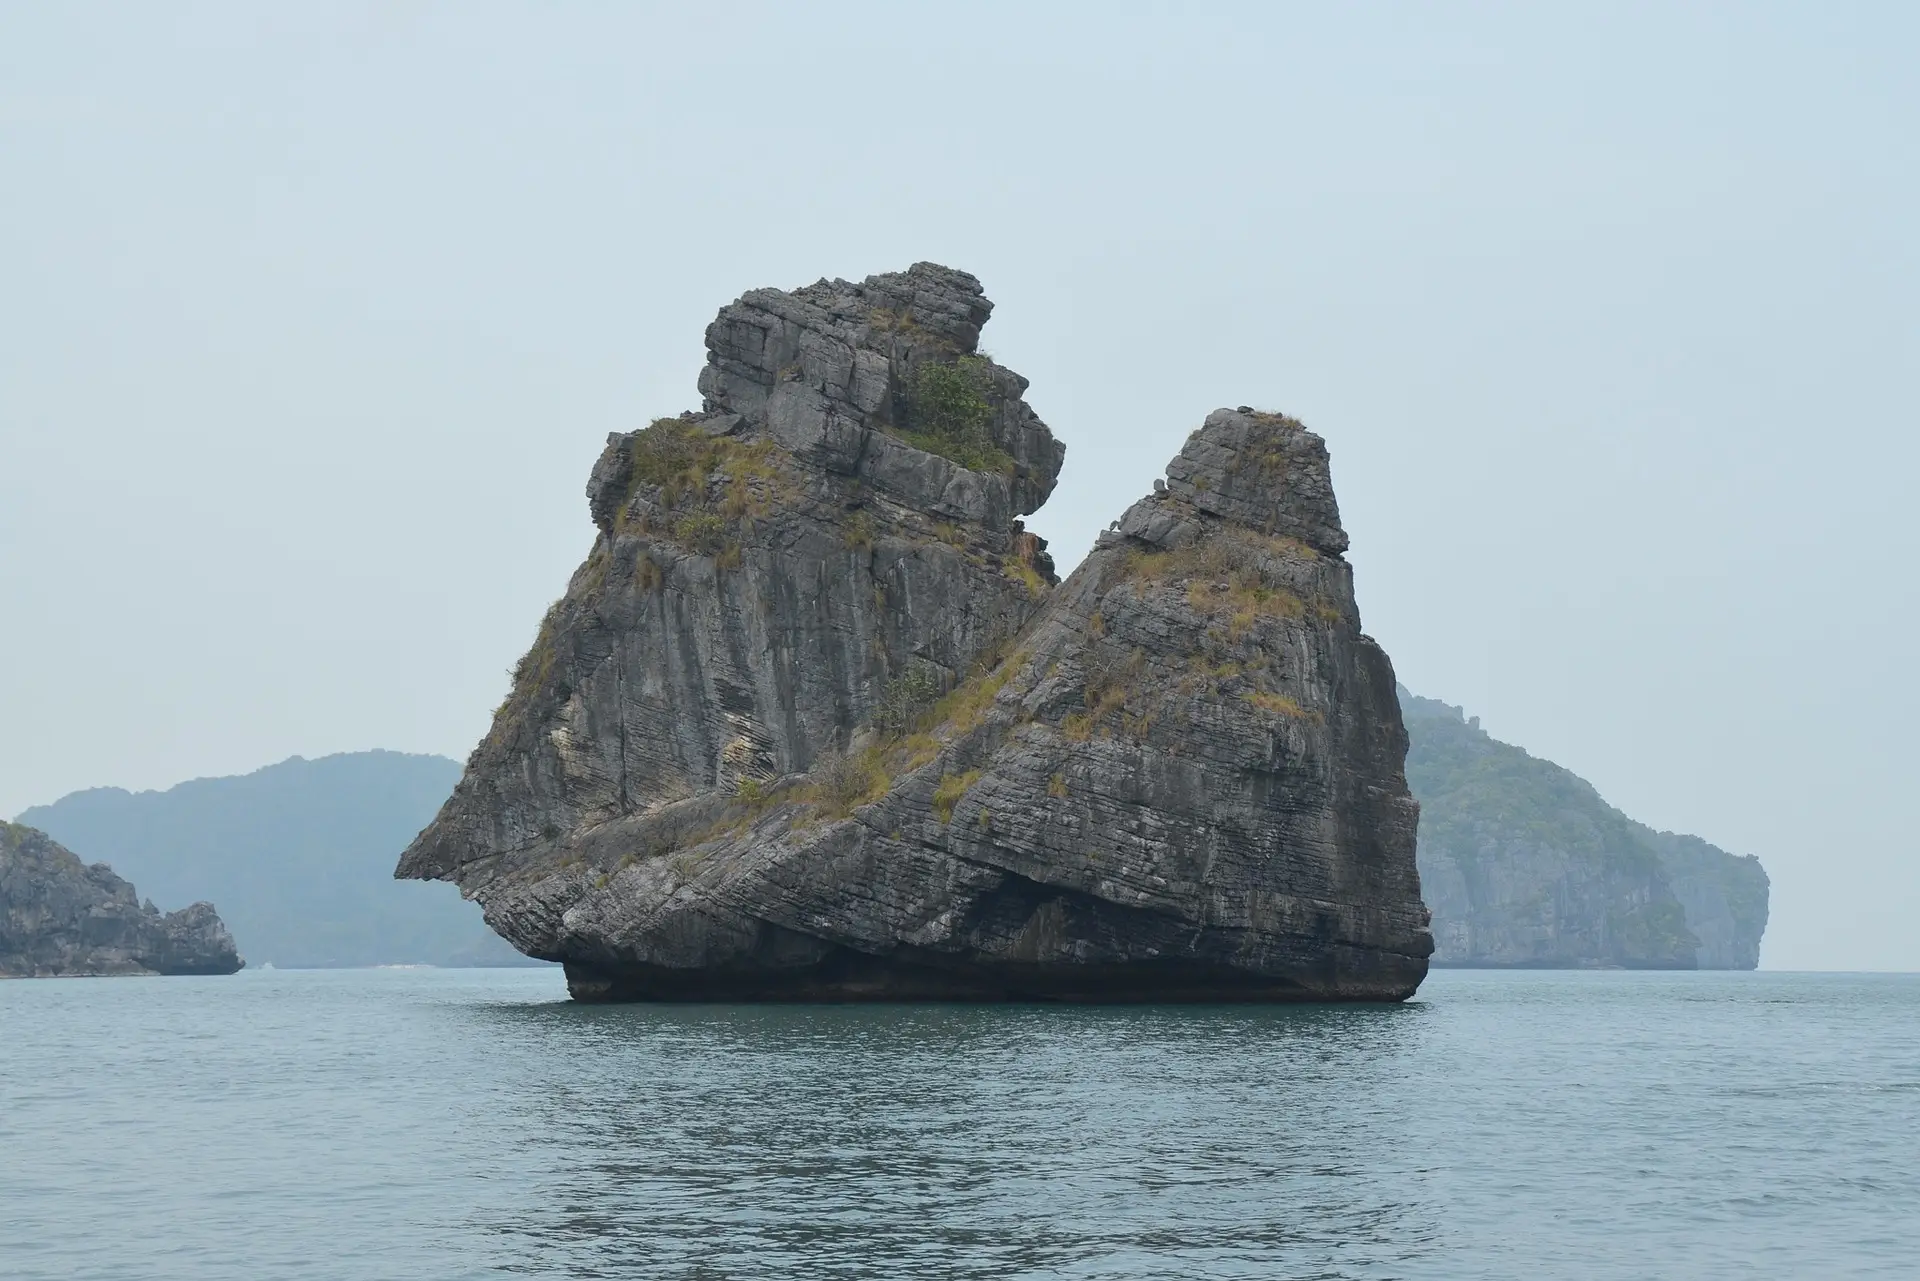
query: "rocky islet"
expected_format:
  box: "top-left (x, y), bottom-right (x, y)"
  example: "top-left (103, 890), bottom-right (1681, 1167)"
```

top-left (399, 263), bottom-right (1433, 1001)
top-left (20, 751), bottom-right (519, 969)
top-left (0, 821), bottom-right (243, 978)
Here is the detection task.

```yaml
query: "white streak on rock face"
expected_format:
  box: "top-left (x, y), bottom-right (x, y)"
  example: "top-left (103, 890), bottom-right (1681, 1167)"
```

top-left (399, 266), bottom-right (1430, 1002)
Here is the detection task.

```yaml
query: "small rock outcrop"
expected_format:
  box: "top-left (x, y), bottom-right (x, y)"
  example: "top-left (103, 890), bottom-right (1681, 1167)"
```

top-left (0, 821), bottom-right (243, 977)
top-left (20, 751), bottom-right (524, 968)
top-left (1402, 691), bottom-right (1768, 969)
top-left (400, 264), bottom-right (1430, 1001)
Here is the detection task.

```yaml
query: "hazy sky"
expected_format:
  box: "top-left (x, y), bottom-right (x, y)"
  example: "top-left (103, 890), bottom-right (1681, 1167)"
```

top-left (3, 3), bottom-right (1915, 969)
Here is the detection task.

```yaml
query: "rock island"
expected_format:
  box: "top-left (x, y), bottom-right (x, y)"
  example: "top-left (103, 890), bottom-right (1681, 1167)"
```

top-left (399, 264), bottom-right (1433, 1001)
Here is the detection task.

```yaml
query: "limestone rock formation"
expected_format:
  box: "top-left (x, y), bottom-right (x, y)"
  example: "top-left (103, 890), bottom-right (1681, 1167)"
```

top-left (0, 821), bottom-right (244, 977)
top-left (400, 264), bottom-right (1430, 1001)
top-left (1637, 829), bottom-right (1769, 969)
top-left (21, 751), bottom-right (525, 968)
top-left (1402, 692), bottom-right (1768, 968)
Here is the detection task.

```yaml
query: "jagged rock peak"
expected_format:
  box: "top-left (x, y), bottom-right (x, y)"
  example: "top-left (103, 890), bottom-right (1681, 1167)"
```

top-left (652, 260), bottom-right (1066, 519)
top-left (1110, 407), bottom-right (1350, 557)
top-left (0, 821), bottom-right (244, 977)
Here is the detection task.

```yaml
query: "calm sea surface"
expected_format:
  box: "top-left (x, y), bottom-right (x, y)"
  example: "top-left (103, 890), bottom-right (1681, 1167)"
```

top-left (2, 968), bottom-right (1915, 1280)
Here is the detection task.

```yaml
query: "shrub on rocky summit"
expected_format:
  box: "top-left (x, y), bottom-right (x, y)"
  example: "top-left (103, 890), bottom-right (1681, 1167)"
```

top-left (896, 356), bottom-right (1014, 475)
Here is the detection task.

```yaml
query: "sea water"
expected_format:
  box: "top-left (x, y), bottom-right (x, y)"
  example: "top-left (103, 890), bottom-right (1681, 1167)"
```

top-left (2, 968), bottom-right (1914, 1279)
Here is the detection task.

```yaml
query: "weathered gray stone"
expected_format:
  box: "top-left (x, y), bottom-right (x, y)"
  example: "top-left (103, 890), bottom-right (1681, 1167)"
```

top-left (0, 821), bottom-right (243, 977)
top-left (400, 266), bottom-right (1429, 1001)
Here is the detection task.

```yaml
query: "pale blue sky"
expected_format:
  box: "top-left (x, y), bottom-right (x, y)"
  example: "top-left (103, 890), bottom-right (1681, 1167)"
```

top-left (3, 2), bottom-right (1915, 968)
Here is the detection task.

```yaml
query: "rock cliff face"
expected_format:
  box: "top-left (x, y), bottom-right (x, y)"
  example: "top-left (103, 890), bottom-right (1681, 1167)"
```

top-left (1635, 829), bottom-right (1768, 970)
top-left (1402, 692), bottom-right (1768, 969)
top-left (0, 821), bottom-right (243, 977)
top-left (400, 264), bottom-right (1430, 1001)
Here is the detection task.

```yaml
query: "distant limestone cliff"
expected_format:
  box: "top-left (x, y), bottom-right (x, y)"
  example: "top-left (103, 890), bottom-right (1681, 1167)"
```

top-left (1, 821), bottom-right (242, 977)
top-left (400, 263), bottom-right (1432, 1001)
top-left (20, 751), bottom-right (523, 968)
top-left (1401, 691), bottom-right (1768, 969)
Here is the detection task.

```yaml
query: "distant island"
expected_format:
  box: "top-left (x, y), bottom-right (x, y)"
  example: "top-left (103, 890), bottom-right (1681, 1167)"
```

top-left (13, 710), bottom-right (1767, 976)
top-left (1403, 691), bottom-right (1768, 969)
top-left (18, 751), bottom-right (534, 969)
top-left (1, 820), bottom-right (242, 977)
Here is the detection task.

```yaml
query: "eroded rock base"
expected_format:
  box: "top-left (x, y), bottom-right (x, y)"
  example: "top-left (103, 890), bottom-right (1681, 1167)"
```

top-left (563, 953), bottom-right (1425, 1003)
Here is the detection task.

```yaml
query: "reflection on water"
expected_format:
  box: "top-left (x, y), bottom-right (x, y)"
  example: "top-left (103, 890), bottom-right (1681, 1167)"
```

top-left (467, 1003), bottom-right (1436, 1278)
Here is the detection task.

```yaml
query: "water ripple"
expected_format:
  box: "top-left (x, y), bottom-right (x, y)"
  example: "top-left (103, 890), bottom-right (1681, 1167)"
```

top-left (2, 969), bottom-right (1916, 1279)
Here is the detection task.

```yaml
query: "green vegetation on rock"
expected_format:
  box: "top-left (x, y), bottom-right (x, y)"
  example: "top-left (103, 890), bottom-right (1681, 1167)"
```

top-left (617, 416), bottom-right (790, 554)
top-left (875, 663), bottom-right (945, 736)
top-left (889, 356), bottom-right (1016, 474)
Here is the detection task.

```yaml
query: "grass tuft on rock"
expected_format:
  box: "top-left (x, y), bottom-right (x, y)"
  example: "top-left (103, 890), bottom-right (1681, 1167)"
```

top-left (1244, 690), bottom-right (1319, 720)
top-left (1126, 529), bottom-right (1312, 638)
top-left (618, 417), bottom-right (792, 555)
top-left (931, 769), bottom-right (983, 824)
top-left (1002, 554), bottom-right (1047, 598)
top-left (801, 751), bottom-right (887, 819)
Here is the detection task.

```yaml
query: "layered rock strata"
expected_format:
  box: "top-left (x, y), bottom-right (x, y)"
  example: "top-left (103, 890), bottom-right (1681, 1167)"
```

top-left (1403, 692), bottom-right (1768, 969)
top-left (0, 821), bottom-right (243, 977)
top-left (401, 264), bottom-right (1431, 1001)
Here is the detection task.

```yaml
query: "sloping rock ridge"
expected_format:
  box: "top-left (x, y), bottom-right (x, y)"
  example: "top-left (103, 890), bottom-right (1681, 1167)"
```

top-left (1, 821), bottom-right (244, 977)
top-left (1402, 691), bottom-right (1768, 968)
top-left (400, 264), bottom-right (1431, 1001)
